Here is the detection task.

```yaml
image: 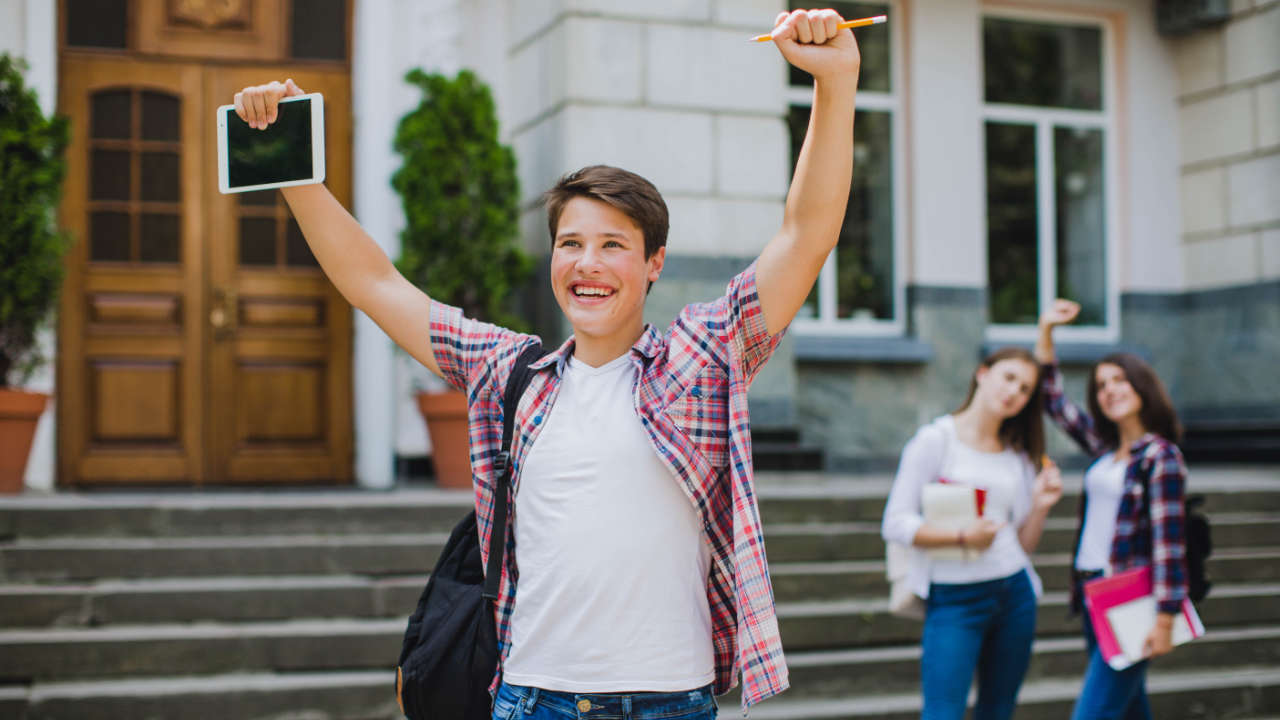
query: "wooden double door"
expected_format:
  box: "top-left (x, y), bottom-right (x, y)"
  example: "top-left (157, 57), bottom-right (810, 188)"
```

top-left (57, 60), bottom-right (353, 486)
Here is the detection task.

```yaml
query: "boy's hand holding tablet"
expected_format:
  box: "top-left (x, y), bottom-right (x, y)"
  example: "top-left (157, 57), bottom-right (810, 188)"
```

top-left (218, 78), bottom-right (325, 194)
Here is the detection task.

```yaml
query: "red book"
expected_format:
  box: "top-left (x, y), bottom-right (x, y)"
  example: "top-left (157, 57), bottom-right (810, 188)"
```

top-left (1083, 566), bottom-right (1205, 670)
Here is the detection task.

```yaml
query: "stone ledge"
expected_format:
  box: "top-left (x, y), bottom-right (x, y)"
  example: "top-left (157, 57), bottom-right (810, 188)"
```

top-left (794, 335), bottom-right (934, 364)
top-left (980, 341), bottom-right (1151, 365)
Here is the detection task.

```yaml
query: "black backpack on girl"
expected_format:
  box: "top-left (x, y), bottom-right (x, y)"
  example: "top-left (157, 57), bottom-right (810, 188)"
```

top-left (395, 342), bottom-right (542, 720)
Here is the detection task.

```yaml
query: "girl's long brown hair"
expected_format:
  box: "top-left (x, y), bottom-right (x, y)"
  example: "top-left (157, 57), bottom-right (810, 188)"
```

top-left (955, 347), bottom-right (1047, 471)
top-left (1087, 353), bottom-right (1182, 449)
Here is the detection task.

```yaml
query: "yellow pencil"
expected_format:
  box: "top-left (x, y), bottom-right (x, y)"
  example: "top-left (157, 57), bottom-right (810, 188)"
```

top-left (752, 14), bottom-right (887, 42)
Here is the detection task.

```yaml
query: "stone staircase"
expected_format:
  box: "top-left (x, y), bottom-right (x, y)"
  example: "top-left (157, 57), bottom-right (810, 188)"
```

top-left (1, 466), bottom-right (1278, 719)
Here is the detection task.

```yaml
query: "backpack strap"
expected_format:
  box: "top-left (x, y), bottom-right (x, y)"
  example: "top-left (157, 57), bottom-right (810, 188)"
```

top-left (482, 341), bottom-right (545, 601)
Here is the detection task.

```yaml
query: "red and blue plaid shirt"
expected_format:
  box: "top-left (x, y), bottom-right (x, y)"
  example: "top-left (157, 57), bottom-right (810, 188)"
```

top-left (429, 262), bottom-right (789, 709)
top-left (1041, 363), bottom-right (1189, 614)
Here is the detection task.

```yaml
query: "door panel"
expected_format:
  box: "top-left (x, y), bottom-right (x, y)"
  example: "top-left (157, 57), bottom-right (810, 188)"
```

top-left (58, 57), bottom-right (206, 485)
top-left (205, 67), bottom-right (353, 484)
top-left (58, 59), bottom-right (352, 485)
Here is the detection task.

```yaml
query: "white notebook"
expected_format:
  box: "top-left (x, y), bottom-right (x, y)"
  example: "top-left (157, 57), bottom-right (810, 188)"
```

top-left (922, 483), bottom-right (979, 561)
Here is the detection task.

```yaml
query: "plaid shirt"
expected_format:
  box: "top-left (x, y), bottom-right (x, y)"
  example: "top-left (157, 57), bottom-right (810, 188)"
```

top-left (429, 262), bottom-right (788, 709)
top-left (1041, 363), bottom-right (1189, 614)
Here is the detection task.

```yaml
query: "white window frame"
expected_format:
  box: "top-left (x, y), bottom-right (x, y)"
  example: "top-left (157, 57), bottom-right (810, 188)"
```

top-left (792, 0), bottom-right (907, 339)
top-left (982, 6), bottom-right (1121, 345)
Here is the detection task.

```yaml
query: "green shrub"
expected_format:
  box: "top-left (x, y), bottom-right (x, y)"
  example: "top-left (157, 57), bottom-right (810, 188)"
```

top-left (0, 54), bottom-right (70, 387)
top-left (392, 68), bottom-right (531, 329)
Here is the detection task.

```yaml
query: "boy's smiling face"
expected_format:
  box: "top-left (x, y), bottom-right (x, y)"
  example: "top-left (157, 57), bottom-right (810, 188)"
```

top-left (550, 196), bottom-right (664, 351)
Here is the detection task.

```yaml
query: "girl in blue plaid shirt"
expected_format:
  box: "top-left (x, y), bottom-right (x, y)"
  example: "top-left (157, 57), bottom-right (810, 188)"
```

top-left (1036, 299), bottom-right (1190, 720)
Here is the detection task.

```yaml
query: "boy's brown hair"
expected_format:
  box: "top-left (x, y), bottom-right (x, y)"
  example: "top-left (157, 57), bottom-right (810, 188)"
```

top-left (543, 165), bottom-right (669, 259)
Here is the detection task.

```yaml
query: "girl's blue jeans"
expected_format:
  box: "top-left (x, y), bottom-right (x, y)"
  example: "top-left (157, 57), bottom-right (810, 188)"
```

top-left (492, 681), bottom-right (717, 720)
top-left (921, 568), bottom-right (1038, 720)
top-left (1069, 577), bottom-right (1153, 720)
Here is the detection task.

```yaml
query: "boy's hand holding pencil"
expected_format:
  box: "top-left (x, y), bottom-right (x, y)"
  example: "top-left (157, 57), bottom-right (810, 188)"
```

top-left (764, 8), bottom-right (863, 82)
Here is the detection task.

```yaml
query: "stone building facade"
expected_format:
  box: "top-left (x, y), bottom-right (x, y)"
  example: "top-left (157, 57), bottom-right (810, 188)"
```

top-left (2, 0), bottom-right (1276, 488)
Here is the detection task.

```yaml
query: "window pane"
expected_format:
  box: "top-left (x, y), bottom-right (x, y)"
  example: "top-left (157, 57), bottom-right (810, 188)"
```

top-left (92, 91), bottom-right (132, 139)
top-left (90, 211), bottom-right (131, 262)
top-left (140, 214), bottom-right (181, 263)
top-left (789, 1), bottom-right (890, 92)
top-left (66, 0), bottom-right (128, 49)
top-left (141, 92), bottom-right (180, 141)
top-left (839, 109), bottom-right (894, 320)
top-left (984, 18), bottom-right (1102, 110)
top-left (291, 0), bottom-right (347, 60)
top-left (239, 218), bottom-right (278, 266)
top-left (789, 105), bottom-right (894, 320)
top-left (91, 150), bottom-right (131, 201)
top-left (1055, 127), bottom-right (1106, 326)
top-left (141, 152), bottom-right (181, 202)
top-left (986, 122), bottom-right (1038, 325)
top-left (285, 218), bottom-right (319, 267)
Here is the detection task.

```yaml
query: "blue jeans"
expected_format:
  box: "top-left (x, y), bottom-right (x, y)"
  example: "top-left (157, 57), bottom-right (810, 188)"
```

top-left (1069, 583), bottom-right (1152, 720)
top-left (921, 569), bottom-right (1038, 720)
top-left (492, 682), bottom-right (717, 720)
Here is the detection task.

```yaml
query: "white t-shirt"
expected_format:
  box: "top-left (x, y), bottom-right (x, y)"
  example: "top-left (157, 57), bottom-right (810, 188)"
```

top-left (503, 353), bottom-right (715, 692)
top-left (882, 415), bottom-right (1043, 597)
top-left (1075, 452), bottom-right (1127, 573)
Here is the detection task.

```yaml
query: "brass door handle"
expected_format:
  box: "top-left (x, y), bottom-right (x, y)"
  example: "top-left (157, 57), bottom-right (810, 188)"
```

top-left (210, 288), bottom-right (237, 340)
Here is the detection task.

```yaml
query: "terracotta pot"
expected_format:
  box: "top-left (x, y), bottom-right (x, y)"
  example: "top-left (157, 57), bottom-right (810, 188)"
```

top-left (0, 388), bottom-right (49, 494)
top-left (415, 390), bottom-right (473, 489)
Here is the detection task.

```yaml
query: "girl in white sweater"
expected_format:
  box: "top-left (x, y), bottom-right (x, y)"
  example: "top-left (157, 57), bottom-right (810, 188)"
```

top-left (882, 347), bottom-right (1064, 720)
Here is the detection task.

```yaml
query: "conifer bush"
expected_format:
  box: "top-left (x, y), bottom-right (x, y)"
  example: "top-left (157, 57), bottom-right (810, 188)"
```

top-left (392, 68), bottom-right (530, 329)
top-left (0, 54), bottom-right (70, 387)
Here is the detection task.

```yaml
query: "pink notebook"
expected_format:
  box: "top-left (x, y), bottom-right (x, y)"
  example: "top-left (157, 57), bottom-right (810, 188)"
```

top-left (1083, 566), bottom-right (1206, 670)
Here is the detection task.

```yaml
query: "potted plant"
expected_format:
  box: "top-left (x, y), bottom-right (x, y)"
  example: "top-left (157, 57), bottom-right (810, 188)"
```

top-left (0, 54), bottom-right (70, 493)
top-left (392, 68), bottom-right (532, 489)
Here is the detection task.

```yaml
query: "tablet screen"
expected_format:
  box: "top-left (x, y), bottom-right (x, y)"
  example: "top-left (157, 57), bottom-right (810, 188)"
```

top-left (226, 97), bottom-right (315, 189)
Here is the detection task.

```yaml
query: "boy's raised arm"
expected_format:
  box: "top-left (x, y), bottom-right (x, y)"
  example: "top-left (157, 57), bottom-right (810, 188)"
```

top-left (234, 80), bottom-right (442, 378)
top-left (754, 9), bottom-right (861, 336)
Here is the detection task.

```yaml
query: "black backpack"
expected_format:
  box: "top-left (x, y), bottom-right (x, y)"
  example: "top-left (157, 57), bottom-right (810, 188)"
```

top-left (1140, 464), bottom-right (1213, 604)
top-left (396, 342), bottom-right (543, 720)
top-left (1185, 494), bottom-right (1212, 603)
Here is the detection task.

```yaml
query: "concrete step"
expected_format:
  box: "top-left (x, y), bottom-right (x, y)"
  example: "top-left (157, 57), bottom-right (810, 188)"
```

top-left (0, 490), bottom-right (472, 539)
top-left (0, 618), bottom-right (405, 681)
top-left (4, 545), bottom-right (1275, 630)
top-left (3, 513), bottom-right (1276, 592)
top-left (3, 470), bottom-right (1277, 539)
top-left (770, 546), bottom-right (1280, 600)
top-left (7, 670), bottom-right (400, 720)
top-left (764, 510), bottom-right (1277, 564)
top-left (720, 625), bottom-right (1280, 702)
top-left (4, 584), bottom-right (1277, 681)
top-left (730, 666), bottom-right (1280, 720)
top-left (0, 575), bottom-right (425, 628)
top-left (776, 583), bottom-right (1280, 651)
top-left (0, 533), bottom-right (444, 582)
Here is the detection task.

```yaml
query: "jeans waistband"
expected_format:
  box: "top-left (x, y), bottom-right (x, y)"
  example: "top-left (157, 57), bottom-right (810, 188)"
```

top-left (505, 683), bottom-right (714, 719)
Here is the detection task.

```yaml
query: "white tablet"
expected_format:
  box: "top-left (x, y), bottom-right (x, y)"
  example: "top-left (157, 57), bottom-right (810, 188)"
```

top-left (217, 93), bottom-right (325, 194)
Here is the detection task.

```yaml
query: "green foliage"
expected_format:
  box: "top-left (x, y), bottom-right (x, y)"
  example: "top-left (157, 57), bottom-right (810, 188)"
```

top-left (0, 54), bottom-right (70, 387)
top-left (392, 68), bottom-right (531, 329)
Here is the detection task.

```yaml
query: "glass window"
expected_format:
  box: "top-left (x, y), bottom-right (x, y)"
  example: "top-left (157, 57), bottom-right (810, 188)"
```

top-left (986, 122), bottom-right (1039, 325)
top-left (87, 89), bottom-right (183, 265)
top-left (291, 0), bottom-right (348, 61)
top-left (66, 0), bottom-right (128, 50)
top-left (787, 1), bottom-right (899, 328)
top-left (983, 16), bottom-right (1110, 330)
top-left (984, 19), bottom-right (1102, 110)
top-left (788, 1), bottom-right (890, 93)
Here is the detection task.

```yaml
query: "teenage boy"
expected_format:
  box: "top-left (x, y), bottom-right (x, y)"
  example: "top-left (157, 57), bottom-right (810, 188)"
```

top-left (234, 9), bottom-right (860, 717)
